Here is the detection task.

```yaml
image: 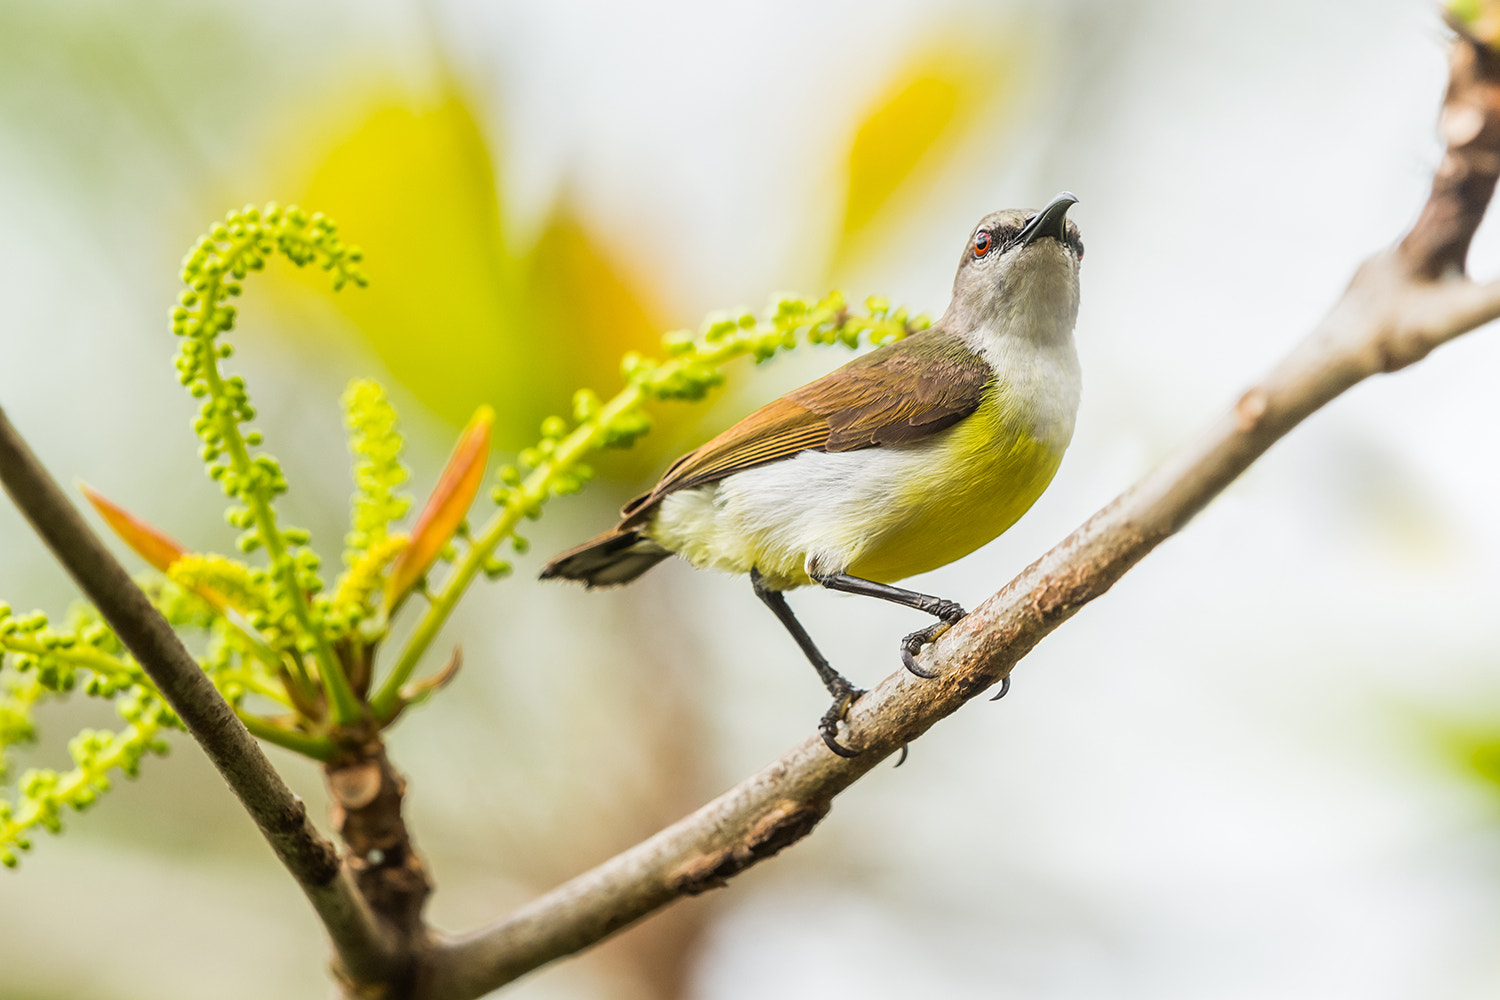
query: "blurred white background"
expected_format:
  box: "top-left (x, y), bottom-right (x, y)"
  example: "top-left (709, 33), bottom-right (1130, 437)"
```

top-left (3, 1), bottom-right (1500, 998)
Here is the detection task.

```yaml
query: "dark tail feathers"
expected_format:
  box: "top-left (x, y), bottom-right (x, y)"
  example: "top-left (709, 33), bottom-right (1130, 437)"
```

top-left (539, 527), bottom-right (672, 588)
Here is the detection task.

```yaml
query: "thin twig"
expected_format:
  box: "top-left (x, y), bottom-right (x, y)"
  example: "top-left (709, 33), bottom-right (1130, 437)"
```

top-left (0, 407), bottom-right (400, 985)
top-left (421, 24), bottom-right (1500, 1000)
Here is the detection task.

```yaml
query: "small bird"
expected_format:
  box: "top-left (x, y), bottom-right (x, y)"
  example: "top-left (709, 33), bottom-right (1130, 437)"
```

top-left (542, 193), bottom-right (1084, 756)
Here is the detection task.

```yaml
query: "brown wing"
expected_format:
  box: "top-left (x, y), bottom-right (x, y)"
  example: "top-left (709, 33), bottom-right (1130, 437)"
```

top-left (620, 327), bottom-right (991, 526)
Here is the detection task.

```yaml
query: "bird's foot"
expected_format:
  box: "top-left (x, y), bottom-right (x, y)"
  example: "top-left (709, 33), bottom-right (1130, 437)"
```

top-left (818, 682), bottom-right (865, 758)
top-left (901, 617), bottom-right (960, 678)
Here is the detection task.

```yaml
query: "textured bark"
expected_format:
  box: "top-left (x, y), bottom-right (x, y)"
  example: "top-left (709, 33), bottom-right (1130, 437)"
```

top-left (328, 743), bottom-right (434, 936)
top-left (326, 741), bottom-right (434, 997)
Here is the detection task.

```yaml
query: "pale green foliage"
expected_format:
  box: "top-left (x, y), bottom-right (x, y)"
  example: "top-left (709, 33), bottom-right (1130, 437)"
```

top-left (0, 602), bottom-right (177, 868)
top-left (1, 202), bottom-right (926, 866)
top-left (2, 203), bottom-right (367, 866)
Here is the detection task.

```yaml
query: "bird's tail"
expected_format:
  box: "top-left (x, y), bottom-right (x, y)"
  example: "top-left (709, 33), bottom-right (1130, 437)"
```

top-left (539, 526), bottom-right (672, 587)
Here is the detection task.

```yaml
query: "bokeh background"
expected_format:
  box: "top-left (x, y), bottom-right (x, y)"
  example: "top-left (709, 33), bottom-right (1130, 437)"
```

top-left (3, 1), bottom-right (1500, 998)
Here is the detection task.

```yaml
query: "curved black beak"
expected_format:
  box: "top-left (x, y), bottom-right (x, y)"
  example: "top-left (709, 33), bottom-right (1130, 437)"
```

top-left (1017, 191), bottom-right (1078, 247)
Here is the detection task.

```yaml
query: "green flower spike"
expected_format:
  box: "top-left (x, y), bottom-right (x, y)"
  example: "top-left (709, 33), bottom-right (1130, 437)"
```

top-left (171, 204), bottom-right (367, 726)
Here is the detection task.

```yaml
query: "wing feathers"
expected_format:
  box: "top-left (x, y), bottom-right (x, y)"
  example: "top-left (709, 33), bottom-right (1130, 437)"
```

top-left (621, 327), bottom-right (991, 526)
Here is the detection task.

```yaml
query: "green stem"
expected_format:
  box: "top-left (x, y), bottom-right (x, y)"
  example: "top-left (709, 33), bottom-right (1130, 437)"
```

top-left (0, 637), bottom-right (141, 682)
top-left (370, 383), bottom-right (647, 718)
top-left (0, 720), bottom-right (160, 857)
top-left (218, 604), bottom-right (300, 679)
top-left (220, 670), bottom-right (295, 709)
top-left (236, 709), bottom-right (333, 761)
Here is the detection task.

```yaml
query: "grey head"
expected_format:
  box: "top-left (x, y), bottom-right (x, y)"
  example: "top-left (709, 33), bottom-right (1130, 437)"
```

top-left (944, 192), bottom-right (1084, 344)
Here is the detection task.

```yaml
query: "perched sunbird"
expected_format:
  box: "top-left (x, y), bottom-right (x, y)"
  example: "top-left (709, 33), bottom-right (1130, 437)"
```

top-left (543, 193), bottom-right (1084, 756)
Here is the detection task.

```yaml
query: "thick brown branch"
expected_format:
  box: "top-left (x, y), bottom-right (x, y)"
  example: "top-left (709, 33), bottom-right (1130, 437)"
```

top-left (421, 24), bottom-right (1500, 1000)
top-left (327, 742), bottom-right (433, 939)
top-left (0, 407), bottom-right (400, 985)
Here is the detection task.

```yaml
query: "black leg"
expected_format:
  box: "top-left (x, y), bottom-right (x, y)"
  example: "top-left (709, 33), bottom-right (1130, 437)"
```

top-left (752, 570), bottom-right (857, 699)
top-left (751, 569), bottom-right (862, 757)
top-left (810, 572), bottom-right (967, 679)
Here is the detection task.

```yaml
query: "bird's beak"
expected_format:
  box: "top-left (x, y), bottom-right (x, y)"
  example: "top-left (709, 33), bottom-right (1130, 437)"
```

top-left (1017, 191), bottom-right (1078, 247)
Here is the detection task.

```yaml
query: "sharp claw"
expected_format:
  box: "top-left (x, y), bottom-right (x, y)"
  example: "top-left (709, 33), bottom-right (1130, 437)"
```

top-left (820, 725), bottom-right (861, 757)
top-left (819, 688), bottom-right (864, 757)
top-left (989, 674), bottom-right (1011, 701)
top-left (893, 744), bottom-right (909, 767)
top-left (901, 623), bottom-right (948, 678)
top-left (901, 643), bottom-right (939, 678)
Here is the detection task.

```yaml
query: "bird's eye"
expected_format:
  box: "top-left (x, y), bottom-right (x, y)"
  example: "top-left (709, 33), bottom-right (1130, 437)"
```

top-left (973, 230), bottom-right (994, 258)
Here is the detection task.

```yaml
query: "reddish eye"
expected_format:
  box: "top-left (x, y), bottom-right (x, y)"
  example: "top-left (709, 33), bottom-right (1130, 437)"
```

top-left (973, 230), bottom-right (994, 257)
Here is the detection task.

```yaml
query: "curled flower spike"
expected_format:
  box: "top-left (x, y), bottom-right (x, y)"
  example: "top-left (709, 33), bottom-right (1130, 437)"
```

top-left (174, 203), bottom-right (367, 726)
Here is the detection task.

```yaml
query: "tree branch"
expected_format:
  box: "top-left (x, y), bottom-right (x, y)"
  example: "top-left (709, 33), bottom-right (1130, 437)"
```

top-left (0, 406), bottom-right (401, 985)
top-left (421, 22), bottom-right (1500, 1000)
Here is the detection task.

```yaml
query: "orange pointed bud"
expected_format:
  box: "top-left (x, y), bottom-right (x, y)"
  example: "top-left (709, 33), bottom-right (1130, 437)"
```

top-left (385, 406), bottom-right (493, 609)
top-left (79, 483), bottom-right (187, 574)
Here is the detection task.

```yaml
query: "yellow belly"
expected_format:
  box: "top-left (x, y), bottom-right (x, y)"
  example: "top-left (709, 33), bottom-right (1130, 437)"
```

top-left (650, 392), bottom-right (1066, 589)
top-left (845, 397), bottom-right (1063, 583)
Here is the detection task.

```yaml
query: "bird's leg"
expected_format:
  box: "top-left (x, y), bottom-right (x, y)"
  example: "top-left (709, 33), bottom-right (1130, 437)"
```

top-left (810, 572), bottom-right (967, 680)
top-left (751, 569), bottom-right (862, 758)
top-left (751, 571), bottom-right (854, 697)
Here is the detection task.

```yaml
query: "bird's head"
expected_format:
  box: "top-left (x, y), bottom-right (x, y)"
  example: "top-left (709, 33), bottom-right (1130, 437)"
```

top-left (946, 192), bottom-right (1083, 345)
